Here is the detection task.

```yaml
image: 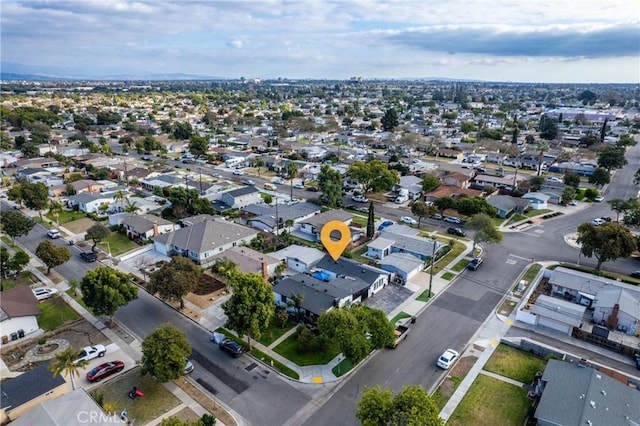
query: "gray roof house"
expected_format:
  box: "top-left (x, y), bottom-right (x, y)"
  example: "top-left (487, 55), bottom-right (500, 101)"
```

top-left (211, 246), bottom-right (281, 280)
top-left (548, 267), bottom-right (640, 302)
top-left (297, 209), bottom-right (354, 242)
top-left (245, 202), bottom-right (321, 233)
top-left (66, 192), bottom-right (114, 214)
top-left (487, 195), bottom-right (530, 218)
top-left (379, 252), bottom-right (424, 284)
top-left (522, 192), bottom-right (550, 209)
top-left (535, 359), bottom-right (640, 426)
top-left (529, 294), bottom-right (586, 335)
top-left (270, 245), bottom-right (326, 273)
top-left (370, 226), bottom-right (447, 263)
top-left (152, 217), bottom-right (257, 267)
top-left (221, 186), bottom-right (263, 209)
top-left (121, 213), bottom-right (176, 241)
top-left (591, 288), bottom-right (640, 333)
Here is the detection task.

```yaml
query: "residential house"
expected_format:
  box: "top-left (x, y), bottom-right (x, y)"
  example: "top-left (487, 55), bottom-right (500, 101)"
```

top-left (270, 245), bottom-right (326, 273)
top-left (66, 192), bottom-right (114, 213)
top-left (548, 161), bottom-right (597, 177)
top-left (211, 246), bottom-right (281, 280)
top-left (0, 362), bottom-right (67, 424)
top-left (314, 256), bottom-right (390, 297)
top-left (522, 192), bottom-right (550, 209)
top-left (153, 216), bottom-right (257, 267)
top-left (472, 174), bottom-right (528, 191)
top-left (370, 226), bottom-right (447, 263)
top-left (424, 185), bottom-right (482, 202)
top-left (15, 168), bottom-right (55, 183)
top-left (546, 267), bottom-right (640, 306)
top-left (534, 359), bottom-right (640, 426)
top-left (297, 210), bottom-right (354, 242)
top-left (10, 389), bottom-right (118, 426)
top-left (527, 294), bottom-right (586, 335)
top-left (436, 148), bottom-right (463, 161)
top-left (121, 214), bottom-right (176, 241)
top-left (487, 195), bottom-right (530, 218)
top-left (379, 252), bottom-right (424, 284)
top-left (140, 173), bottom-right (185, 193)
top-left (68, 179), bottom-right (106, 194)
top-left (441, 172), bottom-right (471, 189)
top-left (245, 202), bottom-right (321, 234)
top-left (395, 175), bottom-right (423, 200)
top-left (0, 286), bottom-right (41, 345)
top-left (591, 288), bottom-right (640, 334)
top-left (221, 186), bottom-right (263, 209)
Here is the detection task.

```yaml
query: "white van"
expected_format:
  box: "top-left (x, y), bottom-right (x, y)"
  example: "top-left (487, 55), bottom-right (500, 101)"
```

top-left (264, 183), bottom-right (277, 191)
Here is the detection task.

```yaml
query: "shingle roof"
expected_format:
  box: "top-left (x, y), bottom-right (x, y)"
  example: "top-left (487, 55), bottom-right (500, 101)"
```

top-left (0, 362), bottom-right (66, 411)
top-left (379, 230), bottom-right (445, 258)
top-left (315, 255), bottom-right (388, 286)
top-left (154, 217), bottom-right (256, 253)
top-left (380, 252), bottom-right (424, 273)
top-left (225, 186), bottom-right (260, 198)
top-left (550, 267), bottom-right (640, 299)
top-left (592, 288), bottom-right (640, 320)
top-left (0, 286), bottom-right (41, 319)
top-left (122, 213), bottom-right (173, 234)
top-left (530, 294), bottom-right (586, 327)
top-left (270, 245), bottom-right (325, 266)
top-left (535, 360), bottom-right (640, 425)
top-left (211, 247), bottom-right (280, 275)
top-left (487, 195), bottom-right (517, 212)
top-left (248, 202), bottom-right (321, 228)
top-left (299, 210), bottom-right (353, 228)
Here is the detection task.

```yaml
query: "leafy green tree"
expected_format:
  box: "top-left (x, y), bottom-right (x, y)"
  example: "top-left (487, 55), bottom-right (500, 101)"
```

top-left (539, 114), bottom-right (558, 140)
top-left (617, 134), bottom-right (636, 147)
top-left (367, 201), bottom-right (375, 239)
top-left (253, 157), bottom-right (265, 177)
top-left (353, 307), bottom-right (395, 349)
top-left (1, 210), bottom-right (36, 243)
top-left (20, 181), bottom-right (49, 221)
top-left (607, 198), bottom-right (629, 222)
top-left (357, 385), bottom-right (443, 426)
top-left (597, 146), bottom-right (627, 171)
top-left (86, 223), bottom-right (110, 250)
top-left (561, 187), bottom-right (578, 205)
top-left (211, 257), bottom-right (239, 291)
top-left (456, 197), bottom-right (497, 217)
top-left (381, 108), bottom-right (399, 132)
top-left (172, 122), bottom-right (193, 140)
top-left (148, 257), bottom-right (201, 309)
top-left (584, 187), bottom-right (600, 201)
top-left (81, 267), bottom-right (138, 326)
top-left (317, 308), bottom-right (369, 364)
top-left (317, 165), bottom-right (342, 207)
top-left (7, 185), bottom-right (24, 207)
top-left (35, 240), bottom-right (71, 274)
top-left (421, 174), bottom-right (440, 192)
top-left (563, 172), bottom-right (581, 188)
top-left (622, 198), bottom-right (640, 227)
top-left (285, 162), bottom-right (299, 201)
top-left (411, 201), bottom-right (436, 229)
top-left (347, 160), bottom-right (400, 195)
top-left (529, 176), bottom-right (545, 191)
top-left (7, 251), bottom-right (30, 277)
top-left (141, 324), bottom-right (192, 382)
top-left (222, 272), bottom-right (275, 350)
top-left (577, 222), bottom-right (637, 270)
top-left (589, 167), bottom-right (610, 187)
top-left (466, 213), bottom-right (502, 252)
top-left (189, 135), bottom-right (209, 158)
top-left (49, 347), bottom-right (88, 391)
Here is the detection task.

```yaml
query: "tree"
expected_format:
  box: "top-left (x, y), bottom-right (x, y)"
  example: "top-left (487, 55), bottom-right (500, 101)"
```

top-left (141, 324), bottom-right (191, 383)
top-left (597, 146), bottom-right (627, 171)
top-left (318, 308), bottom-right (369, 364)
top-left (1, 210), bottom-right (36, 243)
top-left (347, 160), bottom-right (400, 195)
top-left (85, 223), bottom-right (110, 250)
top-left (49, 347), bottom-right (88, 391)
top-left (7, 185), bottom-right (24, 207)
top-left (35, 240), bottom-right (71, 274)
top-left (411, 201), bottom-right (436, 229)
top-left (536, 140), bottom-right (549, 176)
top-left (317, 165), bottom-right (342, 208)
top-left (381, 108), bottom-right (399, 132)
top-left (561, 186), bottom-right (578, 205)
top-left (6, 251), bottom-right (30, 277)
top-left (589, 167), bottom-right (610, 187)
top-left (617, 134), bottom-right (636, 148)
top-left (539, 115), bottom-right (558, 140)
top-left (48, 199), bottom-right (64, 229)
top-left (172, 122), bottom-right (193, 140)
top-left (421, 174), bottom-right (440, 192)
top-left (353, 307), bottom-right (395, 349)
top-left (211, 257), bottom-right (239, 291)
top-left (113, 190), bottom-right (127, 210)
top-left (20, 181), bottom-right (49, 221)
top-left (635, 168), bottom-right (640, 185)
top-left (81, 267), bottom-right (138, 326)
top-left (584, 187), bottom-right (600, 201)
top-left (124, 199), bottom-right (140, 216)
top-left (456, 197), bottom-right (497, 217)
top-left (289, 292), bottom-right (305, 321)
top-left (366, 201), bottom-right (375, 239)
top-left (189, 135), bottom-right (209, 158)
top-left (563, 172), bottom-right (581, 188)
top-left (357, 385), bottom-right (443, 426)
top-left (285, 162), bottom-right (299, 201)
top-left (577, 222), bottom-right (637, 270)
top-left (222, 272), bottom-right (275, 350)
top-left (253, 157), bottom-right (265, 177)
top-left (148, 257), bottom-right (201, 310)
top-left (466, 213), bottom-right (502, 252)
top-left (623, 199), bottom-right (640, 227)
top-left (607, 198), bottom-right (629, 222)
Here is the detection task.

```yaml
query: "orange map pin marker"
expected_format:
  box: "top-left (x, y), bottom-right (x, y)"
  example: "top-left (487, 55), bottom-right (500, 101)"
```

top-left (320, 220), bottom-right (351, 261)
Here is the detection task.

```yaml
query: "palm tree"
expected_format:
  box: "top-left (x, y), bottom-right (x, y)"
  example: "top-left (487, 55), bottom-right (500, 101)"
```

top-left (285, 219), bottom-right (294, 234)
top-left (211, 257), bottom-right (238, 291)
top-left (48, 199), bottom-right (64, 230)
top-left (124, 200), bottom-right (139, 216)
top-left (285, 162), bottom-right (299, 201)
top-left (537, 140), bottom-right (549, 176)
top-left (48, 347), bottom-right (88, 391)
top-left (113, 190), bottom-right (127, 211)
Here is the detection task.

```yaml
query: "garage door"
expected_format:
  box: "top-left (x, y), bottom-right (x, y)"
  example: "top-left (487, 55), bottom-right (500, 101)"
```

top-left (537, 316), bottom-right (571, 335)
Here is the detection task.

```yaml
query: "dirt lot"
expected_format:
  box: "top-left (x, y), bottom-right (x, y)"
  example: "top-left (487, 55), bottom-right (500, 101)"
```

top-left (64, 217), bottom-right (97, 234)
top-left (438, 356), bottom-right (478, 398)
top-left (1, 320), bottom-right (110, 370)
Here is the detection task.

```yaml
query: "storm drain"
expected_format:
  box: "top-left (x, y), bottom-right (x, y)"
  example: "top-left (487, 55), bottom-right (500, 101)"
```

top-left (245, 362), bottom-right (258, 371)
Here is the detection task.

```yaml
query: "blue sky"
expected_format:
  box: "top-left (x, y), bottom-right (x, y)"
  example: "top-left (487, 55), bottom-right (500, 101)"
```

top-left (1, 0), bottom-right (638, 83)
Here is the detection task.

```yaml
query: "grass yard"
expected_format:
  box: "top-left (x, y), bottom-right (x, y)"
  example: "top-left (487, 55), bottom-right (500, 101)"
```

top-left (46, 209), bottom-right (87, 224)
top-left (390, 311), bottom-right (412, 324)
top-left (249, 346), bottom-right (299, 379)
top-left (65, 288), bottom-right (92, 312)
top-left (415, 289), bottom-right (433, 302)
top-left (99, 232), bottom-right (140, 256)
top-left (1, 271), bottom-right (40, 291)
top-left (93, 368), bottom-right (180, 425)
top-left (431, 241), bottom-right (466, 274)
top-left (255, 319), bottom-right (295, 347)
top-left (441, 272), bottom-right (456, 281)
top-left (351, 215), bottom-right (368, 227)
top-left (452, 259), bottom-right (470, 272)
top-left (507, 213), bottom-right (526, 225)
top-left (273, 332), bottom-right (341, 366)
top-left (526, 208), bottom-right (551, 217)
top-left (332, 357), bottom-right (356, 377)
top-left (446, 375), bottom-right (531, 426)
top-left (483, 344), bottom-right (547, 384)
top-left (515, 263), bottom-right (542, 292)
top-left (1, 235), bottom-right (14, 246)
top-left (37, 297), bottom-right (81, 331)
top-left (431, 375), bottom-right (462, 410)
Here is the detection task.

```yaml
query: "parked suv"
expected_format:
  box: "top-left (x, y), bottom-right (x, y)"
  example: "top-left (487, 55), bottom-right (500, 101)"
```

top-left (219, 339), bottom-right (244, 357)
top-left (467, 257), bottom-right (483, 271)
top-left (46, 229), bottom-right (61, 239)
top-left (447, 227), bottom-right (466, 237)
top-left (80, 251), bottom-right (98, 262)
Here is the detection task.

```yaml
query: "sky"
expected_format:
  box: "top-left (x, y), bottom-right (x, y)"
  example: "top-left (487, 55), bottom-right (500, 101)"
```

top-left (1, 0), bottom-right (639, 83)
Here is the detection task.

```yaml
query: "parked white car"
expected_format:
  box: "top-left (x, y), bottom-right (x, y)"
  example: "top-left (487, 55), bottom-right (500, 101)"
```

top-left (591, 218), bottom-right (605, 226)
top-left (75, 345), bottom-right (107, 363)
top-left (400, 216), bottom-right (417, 225)
top-left (32, 288), bottom-right (59, 301)
top-left (352, 195), bottom-right (368, 203)
top-left (46, 229), bottom-right (61, 239)
top-left (437, 348), bottom-right (460, 369)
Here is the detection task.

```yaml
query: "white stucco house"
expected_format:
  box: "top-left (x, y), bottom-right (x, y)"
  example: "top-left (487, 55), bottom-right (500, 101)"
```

top-left (0, 286), bottom-right (41, 345)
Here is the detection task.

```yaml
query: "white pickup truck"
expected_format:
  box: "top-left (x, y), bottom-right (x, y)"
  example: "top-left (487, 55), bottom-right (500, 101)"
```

top-left (75, 344), bottom-right (106, 363)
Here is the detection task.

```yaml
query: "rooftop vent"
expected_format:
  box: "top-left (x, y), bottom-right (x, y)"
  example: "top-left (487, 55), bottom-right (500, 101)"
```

top-left (601, 390), bottom-right (606, 396)
top-left (590, 401), bottom-right (596, 409)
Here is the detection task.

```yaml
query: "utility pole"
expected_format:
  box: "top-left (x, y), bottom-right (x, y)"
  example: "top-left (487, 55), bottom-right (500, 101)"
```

top-left (274, 197), bottom-right (279, 236)
top-left (428, 235), bottom-right (437, 298)
top-left (199, 167), bottom-right (203, 195)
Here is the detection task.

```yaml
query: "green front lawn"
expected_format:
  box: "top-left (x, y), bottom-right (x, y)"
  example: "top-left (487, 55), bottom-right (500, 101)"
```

top-left (431, 375), bottom-right (462, 410)
top-left (441, 272), bottom-right (456, 280)
top-left (93, 368), bottom-right (180, 425)
top-left (431, 241), bottom-right (466, 274)
top-left (99, 233), bottom-right (140, 256)
top-left (351, 215), bottom-right (368, 227)
top-left (452, 259), bottom-right (470, 272)
top-left (1, 271), bottom-right (39, 291)
top-left (519, 264), bottom-right (542, 287)
top-left (332, 357), bottom-right (355, 377)
top-left (415, 289), bottom-right (433, 302)
top-left (390, 311), bottom-right (412, 324)
top-left (46, 209), bottom-right (87, 225)
top-left (37, 297), bottom-right (80, 331)
top-left (483, 344), bottom-right (547, 384)
top-left (446, 375), bottom-right (531, 426)
top-left (273, 332), bottom-right (341, 366)
top-left (255, 318), bottom-right (296, 347)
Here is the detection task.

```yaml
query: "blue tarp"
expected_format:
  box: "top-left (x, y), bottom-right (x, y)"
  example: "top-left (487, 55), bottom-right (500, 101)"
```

top-left (312, 271), bottom-right (330, 281)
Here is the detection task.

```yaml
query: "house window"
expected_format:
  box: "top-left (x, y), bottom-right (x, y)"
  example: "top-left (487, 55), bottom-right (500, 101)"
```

top-left (281, 295), bottom-right (287, 303)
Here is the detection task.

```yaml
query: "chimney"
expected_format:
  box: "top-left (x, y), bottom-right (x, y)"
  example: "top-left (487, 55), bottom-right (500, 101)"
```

top-left (606, 303), bottom-right (619, 329)
top-left (153, 223), bottom-right (159, 236)
top-left (262, 261), bottom-right (269, 282)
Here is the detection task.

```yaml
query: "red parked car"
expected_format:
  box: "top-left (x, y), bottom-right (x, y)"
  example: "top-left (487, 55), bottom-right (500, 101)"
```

top-left (86, 361), bottom-right (125, 382)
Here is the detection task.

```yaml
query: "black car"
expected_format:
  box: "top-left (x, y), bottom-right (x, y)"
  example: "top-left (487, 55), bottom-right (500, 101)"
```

top-left (467, 257), bottom-right (483, 271)
top-left (631, 271), bottom-right (640, 279)
top-left (600, 216), bottom-right (612, 222)
top-left (447, 227), bottom-right (466, 237)
top-left (80, 251), bottom-right (98, 262)
top-left (219, 339), bottom-right (244, 357)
